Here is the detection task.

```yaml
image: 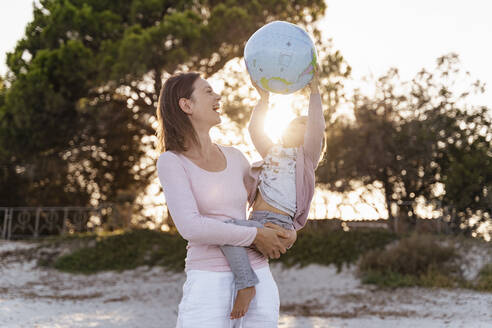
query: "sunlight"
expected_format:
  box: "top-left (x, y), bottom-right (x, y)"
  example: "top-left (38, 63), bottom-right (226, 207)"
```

top-left (263, 94), bottom-right (297, 143)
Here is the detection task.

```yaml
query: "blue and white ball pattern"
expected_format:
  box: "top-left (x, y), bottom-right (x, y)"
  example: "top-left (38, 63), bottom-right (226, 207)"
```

top-left (244, 21), bottom-right (317, 94)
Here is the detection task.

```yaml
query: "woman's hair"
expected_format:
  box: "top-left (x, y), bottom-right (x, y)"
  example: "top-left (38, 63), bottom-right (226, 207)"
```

top-left (156, 72), bottom-right (201, 153)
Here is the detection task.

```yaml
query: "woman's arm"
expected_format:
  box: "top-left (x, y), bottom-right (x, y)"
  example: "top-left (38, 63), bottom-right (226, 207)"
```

top-left (248, 80), bottom-right (274, 158)
top-left (157, 152), bottom-right (288, 257)
top-left (158, 152), bottom-right (256, 246)
top-left (303, 66), bottom-right (326, 165)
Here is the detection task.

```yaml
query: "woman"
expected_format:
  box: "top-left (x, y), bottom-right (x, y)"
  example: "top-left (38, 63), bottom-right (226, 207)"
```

top-left (156, 72), bottom-right (296, 327)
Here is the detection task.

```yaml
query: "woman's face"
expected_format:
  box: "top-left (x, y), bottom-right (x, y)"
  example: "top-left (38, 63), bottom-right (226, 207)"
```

top-left (188, 78), bottom-right (222, 128)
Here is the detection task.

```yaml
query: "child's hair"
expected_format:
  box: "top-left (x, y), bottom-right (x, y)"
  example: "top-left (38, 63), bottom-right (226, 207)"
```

top-left (287, 116), bottom-right (308, 130)
top-left (281, 116), bottom-right (308, 146)
top-left (282, 116), bottom-right (326, 166)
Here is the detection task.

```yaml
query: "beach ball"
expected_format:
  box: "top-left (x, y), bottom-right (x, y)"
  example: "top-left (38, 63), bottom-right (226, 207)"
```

top-left (244, 21), bottom-right (317, 94)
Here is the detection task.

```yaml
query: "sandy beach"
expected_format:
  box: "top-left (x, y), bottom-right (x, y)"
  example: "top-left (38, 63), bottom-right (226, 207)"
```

top-left (1, 240), bottom-right (491, 328)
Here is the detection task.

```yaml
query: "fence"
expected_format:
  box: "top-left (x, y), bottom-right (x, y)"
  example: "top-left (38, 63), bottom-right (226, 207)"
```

top-left (0, 205), bottom-right (113, 240)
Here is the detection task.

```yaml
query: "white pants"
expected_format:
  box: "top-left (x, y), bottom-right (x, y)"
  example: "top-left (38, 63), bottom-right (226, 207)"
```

top-left (176, 266), bottom-right (279, 328)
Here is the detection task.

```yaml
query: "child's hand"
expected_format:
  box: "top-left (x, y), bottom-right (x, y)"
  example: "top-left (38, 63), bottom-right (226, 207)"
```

top-left (250, 77), bottom-right (269, 101)
top-left (308, 64), bottom-right (320, 94)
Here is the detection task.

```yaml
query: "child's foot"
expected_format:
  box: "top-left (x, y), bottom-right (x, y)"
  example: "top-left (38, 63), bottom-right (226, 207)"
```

top-left (230, 286), bottom-right (256, 319)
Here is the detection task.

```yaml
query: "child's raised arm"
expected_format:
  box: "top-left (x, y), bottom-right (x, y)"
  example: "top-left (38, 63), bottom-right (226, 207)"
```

top-left (248, 79), bottom-right (274, 158)
top-left (303, 65), bottom-right (326, 165)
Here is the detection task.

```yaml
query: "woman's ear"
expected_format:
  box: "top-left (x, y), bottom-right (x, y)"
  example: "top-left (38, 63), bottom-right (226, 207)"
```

top-left (178, 98), bottom-right (193, 115)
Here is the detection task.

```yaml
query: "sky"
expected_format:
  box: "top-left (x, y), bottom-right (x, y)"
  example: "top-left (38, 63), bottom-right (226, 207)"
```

top-left (320, 0), bottom-right (492, 106)
top-left (0, 0), bottom-right (34, 76)
top-left (1, 0), bottom-right (492, 108)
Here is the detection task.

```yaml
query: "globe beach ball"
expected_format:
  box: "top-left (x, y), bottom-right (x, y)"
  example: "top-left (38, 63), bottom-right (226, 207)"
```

top-left (244, 21), bottom-right (318, 94)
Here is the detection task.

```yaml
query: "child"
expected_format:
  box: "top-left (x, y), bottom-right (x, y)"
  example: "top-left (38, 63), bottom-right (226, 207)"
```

top-left (221, 66), bottom-right (326, 320)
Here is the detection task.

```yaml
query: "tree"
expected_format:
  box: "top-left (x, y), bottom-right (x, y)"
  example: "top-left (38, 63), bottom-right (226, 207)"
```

top-left (0, 0), bottom-right (328, 209)
top-left (317, 54), bottom-right (492, 234)
top-left (439, 127), bottom-right (492, 234)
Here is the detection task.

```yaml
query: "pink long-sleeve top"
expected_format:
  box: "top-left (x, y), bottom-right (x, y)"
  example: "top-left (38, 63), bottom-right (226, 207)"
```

top-left (156, 145), bottom-right (268, 272)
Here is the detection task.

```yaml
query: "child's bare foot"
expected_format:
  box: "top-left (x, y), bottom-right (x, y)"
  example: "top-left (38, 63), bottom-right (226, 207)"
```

top-left (230, 286), bottom-right (256, 319)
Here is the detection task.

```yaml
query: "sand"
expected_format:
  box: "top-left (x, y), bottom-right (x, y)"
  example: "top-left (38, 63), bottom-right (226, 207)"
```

top-left (1, 240), bottom-right (491, 328)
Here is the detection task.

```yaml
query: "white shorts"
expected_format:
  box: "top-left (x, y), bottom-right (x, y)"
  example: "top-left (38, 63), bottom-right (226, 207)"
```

top-left (176, 266), bottom-right (279, 328)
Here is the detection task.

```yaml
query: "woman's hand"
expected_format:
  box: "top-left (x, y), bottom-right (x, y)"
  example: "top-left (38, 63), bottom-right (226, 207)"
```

top-left (250, 77), bottom-right (269, 102)
top-left (253, 227), bottom-right (287, 259)
top-left (264, 222), bottom-right (297, 249)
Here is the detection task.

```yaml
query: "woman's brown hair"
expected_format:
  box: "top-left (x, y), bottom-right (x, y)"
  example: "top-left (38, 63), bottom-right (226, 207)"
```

top-left (156, 72), bottom-right (201, 153)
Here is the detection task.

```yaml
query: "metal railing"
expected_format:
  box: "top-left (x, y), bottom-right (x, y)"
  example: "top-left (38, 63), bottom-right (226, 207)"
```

top-left (0, 205), bottom-right (113, 240)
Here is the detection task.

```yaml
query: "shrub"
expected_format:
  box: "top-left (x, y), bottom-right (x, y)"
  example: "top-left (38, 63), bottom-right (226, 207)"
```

top-left (274, 228), bottom-right (397, 271)
top-left (475, 263), bottom-right (492, 291)
top-left (358, 234), bottom-right (462, 288)
top-left (54, 229), bottom-right (187, 274)
top-left (51, 227), bottom-right (397, 274)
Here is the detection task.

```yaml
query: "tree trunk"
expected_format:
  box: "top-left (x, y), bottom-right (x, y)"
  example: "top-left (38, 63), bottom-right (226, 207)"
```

top-left (382, 171), bottom-right (396, 233)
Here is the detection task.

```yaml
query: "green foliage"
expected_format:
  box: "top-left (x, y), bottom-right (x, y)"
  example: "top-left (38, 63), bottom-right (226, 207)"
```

top-left (361, 268), bottom-right (459, 289)
top-left (474, 263), bottom-right (492, 292)
top-left (0, 77), bottom-right (6, 157)
top-left (440, 137), bottom-right (492, 233)
top-left (40, 230), bottom-right (99, 244)
top-left (273, 228), bottom-right (397, 271)
top-left (0, 0), bottom-right (329, 210)
top-left (317, 54), bottom-right (492, 234)
top-left (54, 229), bottom-right (187, 273)
top-left (358, 234), bottom-right (462, 288)
top-left (45, 228), bottom-right (490, 293)
top-left (49, 227), bottom-right (395, 274)
top-left (361, 271), bottom-right (418, 288)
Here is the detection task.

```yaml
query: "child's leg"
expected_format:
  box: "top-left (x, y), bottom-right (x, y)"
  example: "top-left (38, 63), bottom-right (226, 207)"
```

top-left (220, 219), bottom-right (264, 290)
top-left (249, 211), bottom-right (295, 231)
top-left (220, 245), bottom-right (259, 290)
top-left (220, 219), bottom-right (264, 319)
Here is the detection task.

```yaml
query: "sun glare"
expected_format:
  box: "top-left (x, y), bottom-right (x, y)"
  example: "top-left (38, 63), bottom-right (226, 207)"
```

top-left (263, 94), bottom-right (297, 143)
